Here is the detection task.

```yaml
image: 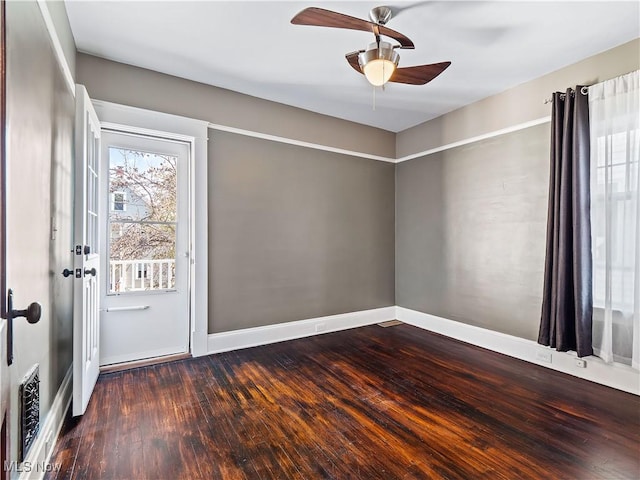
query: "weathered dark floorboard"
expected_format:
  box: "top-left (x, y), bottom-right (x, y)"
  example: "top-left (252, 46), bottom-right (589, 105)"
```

top-left (46, 324), bottom-right (640, 479)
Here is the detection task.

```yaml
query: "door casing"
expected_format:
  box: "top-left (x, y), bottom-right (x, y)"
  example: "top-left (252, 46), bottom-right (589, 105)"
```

top-left (91, 101), bottom-right (209, 359)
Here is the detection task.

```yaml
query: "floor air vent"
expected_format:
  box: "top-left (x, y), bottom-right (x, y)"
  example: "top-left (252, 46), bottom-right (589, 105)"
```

top-left (377, 320), bottom-right (403, 328)
top-left (19, 365), bottom-right (39, 462)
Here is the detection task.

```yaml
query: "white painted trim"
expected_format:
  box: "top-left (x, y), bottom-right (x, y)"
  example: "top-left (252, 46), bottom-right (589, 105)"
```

top-left (396, 306), bottom-right (640, 395)
top-left (91, 100), bottom-right (209, 358)
top-left (36, 0), bottom-right (75, 97)
top-left (395, 116), bottom-right (552, 163)
top-left (18, 366), bottom-right (72, 480)
top-left (208, 117), bottom-right (551, 164)
top-left (208, 122), bottom-right (395, 163)
top-left (96, 104), bottom-right (549, 165)
top-left (207, 307), bottom-right (396, 354)
top-left (100, 122), bottom-right (197, 144)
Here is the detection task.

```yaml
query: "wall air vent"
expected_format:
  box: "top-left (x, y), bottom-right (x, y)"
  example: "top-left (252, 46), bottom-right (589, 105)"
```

top-left (19, 364), bottom-right (40, 462)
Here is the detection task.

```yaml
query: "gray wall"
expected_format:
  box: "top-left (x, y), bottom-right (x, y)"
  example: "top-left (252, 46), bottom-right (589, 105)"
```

top-left (6, 0), bottom-right (74, 461)
top-left (209, 131), bottom-right (395, 333)
top-left (396, 124), bottom-right (549, 340)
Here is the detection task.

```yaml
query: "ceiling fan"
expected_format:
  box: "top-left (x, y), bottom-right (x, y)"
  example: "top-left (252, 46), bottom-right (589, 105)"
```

top-left (291, 6), bottom-right (451, 87)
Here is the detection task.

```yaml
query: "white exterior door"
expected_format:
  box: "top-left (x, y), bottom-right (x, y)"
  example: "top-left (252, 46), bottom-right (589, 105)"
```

top-left (99, 130), bottom-right (190, 366)
top-left (72, 85), bottom-right (101, 416)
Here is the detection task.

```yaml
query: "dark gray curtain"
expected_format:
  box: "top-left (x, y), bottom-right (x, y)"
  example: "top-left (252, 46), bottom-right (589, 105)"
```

top-left (538, 87), bottom-right (593, 357)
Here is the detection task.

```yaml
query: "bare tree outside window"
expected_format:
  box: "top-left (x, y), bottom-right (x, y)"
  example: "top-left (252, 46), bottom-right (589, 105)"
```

top-left (108, 148), bottom-right (178, 292)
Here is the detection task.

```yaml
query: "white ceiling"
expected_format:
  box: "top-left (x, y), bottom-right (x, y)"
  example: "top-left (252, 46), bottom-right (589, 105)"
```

top-left (65, 1), bottom-right (640, 132)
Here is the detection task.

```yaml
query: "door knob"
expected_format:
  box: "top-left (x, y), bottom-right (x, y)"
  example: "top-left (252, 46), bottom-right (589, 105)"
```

top-left (62, 268), bottom-right (73, 278)
top-left (5, 289), bottom-right (42, 365)
top-left (84, 268), bottom-right (97, 277)
top-left (11, 302), bottom-right (42, 324)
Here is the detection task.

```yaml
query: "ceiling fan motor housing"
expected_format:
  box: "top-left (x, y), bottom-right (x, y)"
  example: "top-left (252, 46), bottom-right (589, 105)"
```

top-left (358, 41), bottom-right (399, 69)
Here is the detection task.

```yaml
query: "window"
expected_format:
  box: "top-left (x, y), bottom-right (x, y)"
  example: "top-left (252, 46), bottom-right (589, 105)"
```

top-left (107, 147), bottom-right (178, 293)
top-left (589, 70), bottom-right (639, 368)
top-left (591, 131), bottom-right (638, 313)
top-left (112, 191), bottom-right (126, 212)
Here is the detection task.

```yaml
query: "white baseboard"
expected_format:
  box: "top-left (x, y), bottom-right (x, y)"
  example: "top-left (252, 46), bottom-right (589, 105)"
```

top-left (18, 366), bottom-right (72, 480)
top-left (208, 305), bottom-right (639, 395)
top-left (207, 306), bottom-right (396, 354)
top-left (396, 306), bottom-right (640, 395)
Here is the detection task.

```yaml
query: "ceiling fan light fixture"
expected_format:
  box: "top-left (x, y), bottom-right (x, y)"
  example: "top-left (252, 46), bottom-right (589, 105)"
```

top-left (359, 41), bottom-right (399, 87)
top-left (363, 59), bottom-right (397, 86)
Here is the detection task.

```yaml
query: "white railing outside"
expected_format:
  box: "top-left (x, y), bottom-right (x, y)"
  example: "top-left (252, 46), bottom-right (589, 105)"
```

top-left (109, 259), bottom-right (175, 292)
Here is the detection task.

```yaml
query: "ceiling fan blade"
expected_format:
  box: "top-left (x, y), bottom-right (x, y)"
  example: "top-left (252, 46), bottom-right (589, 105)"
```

top-left (389, 62), bottom-right (451, 85)
top-left (291, 7), bottom-right (414, 49)
top-left (345, 51), bottom-right (363, 74)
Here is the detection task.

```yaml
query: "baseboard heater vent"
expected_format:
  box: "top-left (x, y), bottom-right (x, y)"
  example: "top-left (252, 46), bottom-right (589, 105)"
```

top-left (19, 364), bottom-right (40, 462)
top-left (377, 320), bottom-right (403, 328)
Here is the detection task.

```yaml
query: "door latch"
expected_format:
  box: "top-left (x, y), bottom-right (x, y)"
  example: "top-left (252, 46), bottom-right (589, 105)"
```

top-left (75, 245), bottom-right (90, 255)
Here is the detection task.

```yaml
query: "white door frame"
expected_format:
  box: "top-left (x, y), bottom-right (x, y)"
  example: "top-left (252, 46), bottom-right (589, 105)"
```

top-left (92, 100), bottom-right (209, 358)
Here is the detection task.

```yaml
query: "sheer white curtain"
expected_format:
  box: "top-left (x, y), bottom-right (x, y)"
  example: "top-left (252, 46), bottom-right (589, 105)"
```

top-left (589, 70), bottom-right (640, 368)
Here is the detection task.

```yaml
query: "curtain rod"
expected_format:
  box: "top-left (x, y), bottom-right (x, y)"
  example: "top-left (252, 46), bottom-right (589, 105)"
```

top-left (544, 86), bottom-right (590, 104)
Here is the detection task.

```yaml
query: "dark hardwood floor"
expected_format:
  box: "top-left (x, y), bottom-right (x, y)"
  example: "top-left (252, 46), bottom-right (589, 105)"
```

top-left (47, 324), bottom-right (640, 479)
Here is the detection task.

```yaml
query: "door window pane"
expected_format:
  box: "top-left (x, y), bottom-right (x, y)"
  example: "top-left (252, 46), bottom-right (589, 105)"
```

top-left (108, 147), bottom-right (178, 293)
